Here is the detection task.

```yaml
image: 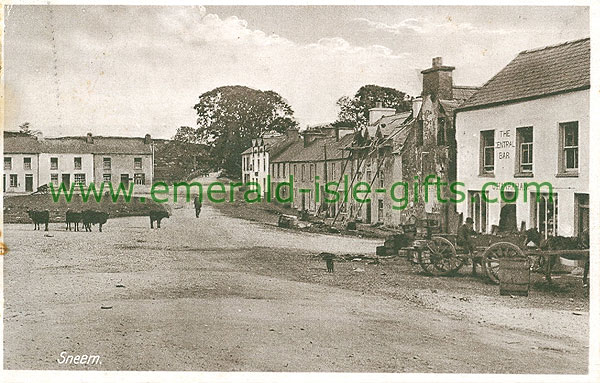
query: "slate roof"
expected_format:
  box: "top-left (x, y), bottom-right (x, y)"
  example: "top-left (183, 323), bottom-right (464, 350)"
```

top-left (241, 133), bottom-right (295, 156)
top-left (459, 38), bottom-right (590, 111)
top-left (3, 131), bottom-right (42, 153)
top-left (271, 133), bottom-right (354, 163)
top-left (3, 131), bottom-right (152, 155)
top-left (451, 86), bottom-right (480, 103)
top-left (367, 111), bottom-right (412, 138)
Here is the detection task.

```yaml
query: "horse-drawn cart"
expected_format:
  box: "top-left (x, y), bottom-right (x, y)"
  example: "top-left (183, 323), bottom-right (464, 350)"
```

top-left (402, 219), bottom-right (589, 285)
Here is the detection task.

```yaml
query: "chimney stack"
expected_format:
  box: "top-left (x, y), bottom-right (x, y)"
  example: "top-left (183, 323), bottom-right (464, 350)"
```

top-left (368, 101), bottom-right (396, 126)
top-left (86, 132), bottom-right (93, 144)
top-left (421, 57), bottom-right (455, 100)
top-left (412, 96), bottom-right (423, 118)
top-left (144, 134), bottom-right (152, 145)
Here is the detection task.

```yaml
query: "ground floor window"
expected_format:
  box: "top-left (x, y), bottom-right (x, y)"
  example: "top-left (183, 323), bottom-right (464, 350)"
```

top-left (51, 174), bottom-right (59, 186)
top-left (74, 173), bottom-right (86, 187)
top-left (468, 191), bottom-right (487, 233)
top-left (531, 193), bottom-right (558, 239)
top-left (103, 174), bottom-right (112, 183)
top-left (134, 173), bottom-right (146, 185)
top-left (10, 174), bottom-right (18, 188)
top-left (378, 199), bottom-right (384, 222)
top-left (575, 193), bottom-right (589, 236)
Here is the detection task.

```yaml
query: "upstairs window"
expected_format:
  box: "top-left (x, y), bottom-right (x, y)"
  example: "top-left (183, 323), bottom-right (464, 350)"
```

top-left (480, 130), bottom-right (495, 175)
top-left (4, 157), bottom-right (12, 170)
top-left (74, 157), bottom-right (82, 170)
top-left (50, 157), bottom-right (58, 170)
top-left (134, 157), bottom-right (143, 170)
top-left (23, 157), bottom-right (32, 170)
top-left (103, 157), bottom-right (111, 170)
top-left (516, 127), bottom-right (533, 174)
top-left (560, 121), bottom-right (578, 173)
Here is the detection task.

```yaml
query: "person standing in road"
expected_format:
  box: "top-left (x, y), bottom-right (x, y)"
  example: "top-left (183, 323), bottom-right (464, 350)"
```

top-left (194, 194), bottom-right (202, 218)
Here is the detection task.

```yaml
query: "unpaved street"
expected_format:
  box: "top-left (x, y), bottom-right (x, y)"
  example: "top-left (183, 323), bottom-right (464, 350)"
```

top-left (3, 201), bottom-right (589, 373)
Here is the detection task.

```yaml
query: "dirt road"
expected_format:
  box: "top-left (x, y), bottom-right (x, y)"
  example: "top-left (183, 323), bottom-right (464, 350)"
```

top-left (3, 201), bottom-right (589, 373)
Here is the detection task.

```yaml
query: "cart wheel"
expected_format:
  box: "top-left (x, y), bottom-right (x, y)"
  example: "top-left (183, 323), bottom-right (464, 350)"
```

top-left (482, 242), bottom-right (525, 284)
top-left (418, 237), bottom-right (461, 276)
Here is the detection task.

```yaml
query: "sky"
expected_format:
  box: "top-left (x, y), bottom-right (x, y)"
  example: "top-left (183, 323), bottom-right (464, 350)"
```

top-left (3, 5), bottom-right (589, 139)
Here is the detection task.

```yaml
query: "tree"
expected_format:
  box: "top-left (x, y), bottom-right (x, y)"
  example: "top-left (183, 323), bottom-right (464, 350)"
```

top-left (335, 85), bottom-right (412, 129)
top-left (19, 122), bottom-right (41, 137)
top-left (175, 86), bottom-right (298, 177)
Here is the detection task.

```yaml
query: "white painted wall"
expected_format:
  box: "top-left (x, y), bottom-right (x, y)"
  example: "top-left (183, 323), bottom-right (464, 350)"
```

top-left (456, 90), bottom-right (589, 236)
top-left (3, 153), bottom-right (39, 193)
top-left (39, 153), bottom-right (95, 189)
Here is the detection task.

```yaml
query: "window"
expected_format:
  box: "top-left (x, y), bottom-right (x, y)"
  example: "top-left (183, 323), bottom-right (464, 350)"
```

top-left (283, 163), bottom-right (286, 178)
top-left (277, 163), bottom-right (281, 178)
top-left (23, 157), bottom-right (32, 170)
top-left (516, 127), bottom-right (533, 174)
top-left (103, 157), bottom-right (111, 170)
top-left (10, 174), bottom-right (17, 187)
top-left (480, 130), bottom-right (495, 174)
top-left (437, 117), bottom-right (446, 145)
top-left (532, 193), bottom-right (558, 239)
top-left (301, 164), bottom-right (305, 181)
top-left (293, 164), bottom-right (297, 178)
top-left (134, 157), bottom-right (143, 170)
top-left (378, 200), bottom-right (384, 222)
top-left (134, 173), bottom-right (145, 185)
top-left (51, 174), bottom-right (59, 185)
top-left (103, 174), bottom-right (112, 183)
top-left (74, 173), bottom-right (86, 186)
top-left (331, 163), bottom-right (336, 181)
top-left (309, 164), bottom-right (314, 179)
top-left (468, 191), bottom-right (488, 233)
top-left (257, 158), bottom-right (260, 172)
top-left (4, 157), bottom-right (12, 170)
top-left (263, 157), bottom-right (266, 172)
top-left (560, 122), bottom-right (578, 172)
top-left (50, 157), bottom-right (58, 170)
top-left (379, 171), bottom-right (384, 188)
top-left (74, 157), bottom-right (82, 170)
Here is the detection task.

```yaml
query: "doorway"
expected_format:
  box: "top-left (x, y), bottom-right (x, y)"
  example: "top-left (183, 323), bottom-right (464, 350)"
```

top-left (25, 174), bottom-right (33, 192)
top-left (366, 203), bottom-right (372, 224)
top-left (62, 174), bottom-right (71, 189)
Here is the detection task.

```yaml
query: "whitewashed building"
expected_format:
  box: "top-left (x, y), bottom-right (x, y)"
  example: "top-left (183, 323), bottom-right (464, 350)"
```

top-left (455, 38), bottom-right (589, 238)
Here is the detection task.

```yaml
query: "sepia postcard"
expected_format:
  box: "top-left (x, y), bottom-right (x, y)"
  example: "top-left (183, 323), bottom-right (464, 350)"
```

top-left (1, 1), bottom-right (597, 382)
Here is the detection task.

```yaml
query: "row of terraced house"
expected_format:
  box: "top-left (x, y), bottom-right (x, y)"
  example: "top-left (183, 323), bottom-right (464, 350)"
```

top-left (242, 38), bottom-right (590, 238)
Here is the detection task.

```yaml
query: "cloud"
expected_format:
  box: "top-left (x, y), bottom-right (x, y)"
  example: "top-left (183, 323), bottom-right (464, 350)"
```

top-left (353, 16), bottom-right (511, 36)
top-left (5, 6), bottom-right (417, 138)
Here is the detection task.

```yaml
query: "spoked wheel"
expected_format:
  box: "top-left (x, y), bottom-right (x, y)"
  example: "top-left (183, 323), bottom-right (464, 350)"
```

top-left (418, 237), bottom-right (461, 276)
top-left (482, 242), bottom-right (525, 284)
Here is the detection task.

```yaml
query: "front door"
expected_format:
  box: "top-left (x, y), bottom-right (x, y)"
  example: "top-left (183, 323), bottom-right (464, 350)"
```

top-left (121, 174), bottom-right (130, 188)
top-left (62, 174), bottom-right (71, 189)
top-left (25, 174), bottom-right (33, 192)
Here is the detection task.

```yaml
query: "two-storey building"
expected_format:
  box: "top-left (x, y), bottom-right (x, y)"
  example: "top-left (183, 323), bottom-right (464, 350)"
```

top-left (455, 38), bottom-right (589, 238)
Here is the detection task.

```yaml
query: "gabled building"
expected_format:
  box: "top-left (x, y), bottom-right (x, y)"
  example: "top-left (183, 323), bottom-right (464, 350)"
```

top-left (3, 131), bottom-right (154, 194)
top-left (241, 130), bottom-right (299, 195)
top-left (455, 38), bottom-right (589, 237)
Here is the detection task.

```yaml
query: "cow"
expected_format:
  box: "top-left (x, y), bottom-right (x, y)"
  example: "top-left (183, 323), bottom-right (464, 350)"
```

top-left (65, 210), bottom-right (82, 231)
top-left (81, 210), bottom-right (109, 232)
top-left (149, 210), bottom-right (169, 228)
top-left (28, 210), bottom-right (49, 231)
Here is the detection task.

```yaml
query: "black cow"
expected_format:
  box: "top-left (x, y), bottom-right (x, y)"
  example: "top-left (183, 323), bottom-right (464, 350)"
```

top-left (82, 210), bottom-right (109, 232)
top-left (65, 210), bottom-right (82, 231)
top-left (149, 210), bottom-right (169, 228)
top-left (28, 210), bottom-right (49, 231)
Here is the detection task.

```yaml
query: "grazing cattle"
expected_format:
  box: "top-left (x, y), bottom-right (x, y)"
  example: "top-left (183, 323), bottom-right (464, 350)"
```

top-left (65, 210), bottom-right (82, 231)
top-left (149, 210), bottom-right (169, 228)
top-left (81, 210), bottom-right (109, 232)
top-left (194, 196), bottom-right (202, 218)
top-left (28, 210), bottom-right (49, 231)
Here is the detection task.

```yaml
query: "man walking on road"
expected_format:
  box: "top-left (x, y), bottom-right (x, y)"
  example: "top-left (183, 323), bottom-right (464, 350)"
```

top-left (194, 195), bottom-right (202, 218)
top-left (457, 217), bottom-right (477, 275)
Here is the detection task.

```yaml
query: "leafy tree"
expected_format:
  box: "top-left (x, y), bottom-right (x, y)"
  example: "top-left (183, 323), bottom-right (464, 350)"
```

top-left (175, 86), bottom-right (298, 177)
top-left (19, 122), bottom-right (41, 137)
top-left (335, 85), bottom-right (412, 129)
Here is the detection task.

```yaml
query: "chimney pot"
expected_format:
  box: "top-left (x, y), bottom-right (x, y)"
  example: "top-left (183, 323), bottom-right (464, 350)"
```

top-left (376, 101), bottom-right (383, 108)
top-left (86, 132), bottom-right (93, 144)
top-left (432, 57), bottom-right (443, 67)
top-left (144, 133), bottom-right (152, 144)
